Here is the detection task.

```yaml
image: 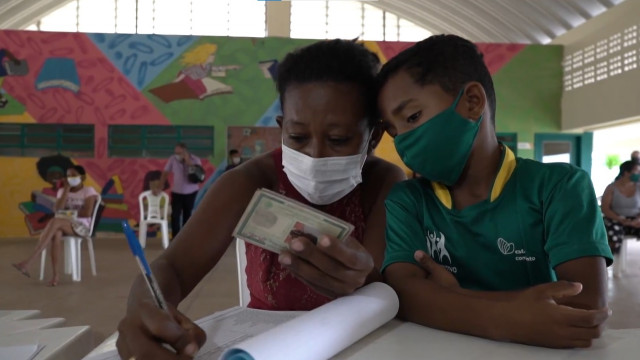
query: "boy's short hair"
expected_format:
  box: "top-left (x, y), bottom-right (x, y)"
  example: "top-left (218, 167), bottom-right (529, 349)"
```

top-left (176, 142), bottom-right (187, 149)
top-left (276, 39), bottom-right (381, 127)
top-left (377, 34), bottom-right (497, 124)
top-left (229, 149), bottom-right (239, 156)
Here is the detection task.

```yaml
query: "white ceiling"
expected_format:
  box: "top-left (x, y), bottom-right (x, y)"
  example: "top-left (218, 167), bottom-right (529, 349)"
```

top-left (374, 0), bottom-right (627, 44)
top-left (0, 0), bottom-right (627, 44)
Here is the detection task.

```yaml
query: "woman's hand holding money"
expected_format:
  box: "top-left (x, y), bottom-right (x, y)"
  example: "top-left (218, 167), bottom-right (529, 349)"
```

top-left (278, 235), bottom-right (374, 298)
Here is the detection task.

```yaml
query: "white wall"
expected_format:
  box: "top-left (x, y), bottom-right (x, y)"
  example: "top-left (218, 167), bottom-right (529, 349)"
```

top-left (552, 0), bottom-right (640, 131)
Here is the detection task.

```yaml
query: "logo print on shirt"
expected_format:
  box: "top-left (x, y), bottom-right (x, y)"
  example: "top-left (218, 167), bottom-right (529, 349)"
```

top-left (426, 231), bottom-right (451, 263)
top-left (497, 238), bottom-right (536, 262)
top-left (497, 238), bottom-right (515, 255)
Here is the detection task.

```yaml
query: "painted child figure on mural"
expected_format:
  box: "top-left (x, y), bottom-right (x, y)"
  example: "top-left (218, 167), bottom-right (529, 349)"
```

top-left (0, 48), bottom-right (29, 109)
top-left (149, 43), bottom-right (241, 103)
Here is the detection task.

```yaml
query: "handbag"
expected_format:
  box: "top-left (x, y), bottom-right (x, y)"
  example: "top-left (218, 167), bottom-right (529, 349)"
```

top-left (187, 164), bottom-right (205, 183)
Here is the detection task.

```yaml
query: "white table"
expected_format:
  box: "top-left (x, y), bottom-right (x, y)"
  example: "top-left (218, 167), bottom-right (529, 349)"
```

top-left (0, 310), bottom-right (41, 321)
top-left (0, 317), bottom-right (66, 336)
top-left (0, 310), bottom-right (93, 360)
top-left (86, 317), bottom-right (640, 359)
top-left (336, 320), bottom-right (640, 359)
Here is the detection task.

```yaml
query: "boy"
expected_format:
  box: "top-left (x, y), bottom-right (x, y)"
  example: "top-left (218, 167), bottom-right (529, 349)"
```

top-left (377, 35), bottom-right (613, 349)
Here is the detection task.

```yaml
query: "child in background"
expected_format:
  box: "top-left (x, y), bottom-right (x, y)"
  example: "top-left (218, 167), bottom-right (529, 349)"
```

top-left (377, 34), bottom-right (612, 349)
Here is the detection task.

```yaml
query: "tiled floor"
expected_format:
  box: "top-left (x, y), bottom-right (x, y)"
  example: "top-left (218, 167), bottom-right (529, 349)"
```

top-left (1, 235), bottom-right (238, 345)
top-left (2, 235), bottom-right (640, 347)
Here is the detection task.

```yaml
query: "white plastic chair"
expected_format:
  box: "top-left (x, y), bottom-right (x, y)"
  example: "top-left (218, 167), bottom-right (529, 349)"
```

top-left (236, 239), bottom-right (250, 307)
top-left (40, 194), bottom-right (101, 282)
top-left (138, 190), bottom-right (170, 249)
top-left (614, 235), bottom-right (635, 277)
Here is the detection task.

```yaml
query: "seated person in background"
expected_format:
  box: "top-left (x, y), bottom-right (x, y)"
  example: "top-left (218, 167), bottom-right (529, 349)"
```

top-left (377, 34), bottom-right (613, 349)
top-left (143, 179), bottom-right (168, 214)
top-left (13, 165), bottom-right (98, 286)
top-left (149, 178), bottom-right (164, 196)
top-left (224, 148), bottom-right (242, 171)
top-left (601, 161), bottom-right (640, 254)
top-left (116, 39), bottom-right (405, 359)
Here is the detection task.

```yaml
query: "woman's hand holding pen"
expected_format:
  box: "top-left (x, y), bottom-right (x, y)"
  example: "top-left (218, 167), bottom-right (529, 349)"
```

top-left (116, 299), bottom-right (206, 360)
top-left (117, 222), bottom-right (206, 359)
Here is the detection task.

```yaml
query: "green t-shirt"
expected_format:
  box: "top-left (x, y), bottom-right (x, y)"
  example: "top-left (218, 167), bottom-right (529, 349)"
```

top-left (382, 148), bottom-right (613, 291)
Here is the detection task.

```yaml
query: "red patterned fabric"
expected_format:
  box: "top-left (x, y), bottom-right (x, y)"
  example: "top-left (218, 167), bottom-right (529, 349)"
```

top-left (245, 148), bottom-right (366, 310)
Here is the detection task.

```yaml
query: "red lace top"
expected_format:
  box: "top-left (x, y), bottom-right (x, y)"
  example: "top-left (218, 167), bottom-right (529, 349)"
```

top-left (245, 148), bottom-right (366, 310)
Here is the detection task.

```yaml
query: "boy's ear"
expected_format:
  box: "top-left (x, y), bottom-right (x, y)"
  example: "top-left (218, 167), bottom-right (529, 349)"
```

top-left (462, 82), bottom-right (487, 122)
top-left (276, 115), bottom-right (283, 128)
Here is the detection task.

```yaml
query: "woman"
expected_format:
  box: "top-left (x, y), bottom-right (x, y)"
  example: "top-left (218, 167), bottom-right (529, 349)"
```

top-left (601, 160), bottom-right (640, 254)
top-left (116, 39), bottom-right (405, 359)
top-left (13, 165), bottom-right (99, 286)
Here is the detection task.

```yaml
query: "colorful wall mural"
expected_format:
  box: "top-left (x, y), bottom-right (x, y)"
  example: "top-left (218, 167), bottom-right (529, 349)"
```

top-left (0, 30), bottom-right (562, 238)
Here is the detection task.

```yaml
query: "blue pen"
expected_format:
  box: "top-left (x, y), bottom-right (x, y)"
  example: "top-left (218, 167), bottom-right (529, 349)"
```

top-left (122, 220), bottom-right (169, 311)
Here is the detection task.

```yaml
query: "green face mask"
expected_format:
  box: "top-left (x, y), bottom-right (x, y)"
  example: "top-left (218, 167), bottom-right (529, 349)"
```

top-left (631, 173), bottom-right (640, 182)
top-left (394, 90), bottom-right (483, 186)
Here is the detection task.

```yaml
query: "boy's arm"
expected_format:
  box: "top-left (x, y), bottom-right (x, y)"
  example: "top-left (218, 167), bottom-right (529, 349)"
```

top-left (543, 169), bottom-right (612, 308)
top-left (450, 257), bottom-right (607, 309)
top-left (385, 260), bottom-right (609, 348)
top-left (554, 257), bottom-right (607, 309)
top-left (384, 262), bottom-right (503, 338)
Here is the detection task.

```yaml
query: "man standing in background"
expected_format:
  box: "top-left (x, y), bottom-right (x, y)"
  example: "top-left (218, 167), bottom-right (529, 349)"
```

top-left (160, 143), bottom-right (201, 239)
top-left (631, 150), bottom-right (639, 164)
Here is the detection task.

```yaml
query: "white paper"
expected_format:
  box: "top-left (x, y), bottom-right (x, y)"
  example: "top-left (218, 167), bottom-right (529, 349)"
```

top-left (82, 308), bottom-right (300, 360)
top-left (82, 350), bottom-right (119, 360)
top-left (0, 344), bottom-right (44, 360)
top-left (220, 282), bottom-right (399, 360)
top-left (195, 307), bottom-right (301, 359)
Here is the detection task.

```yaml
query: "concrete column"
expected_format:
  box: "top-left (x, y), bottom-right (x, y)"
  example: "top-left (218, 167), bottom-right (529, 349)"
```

top-left (266, 1), bottom-right (291, 38)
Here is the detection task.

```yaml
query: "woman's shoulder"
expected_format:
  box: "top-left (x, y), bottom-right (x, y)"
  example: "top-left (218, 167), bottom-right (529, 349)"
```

top-left (82, 186), bottom-right (99, 197)
top-left (605, 182), bottom-right (618, 193)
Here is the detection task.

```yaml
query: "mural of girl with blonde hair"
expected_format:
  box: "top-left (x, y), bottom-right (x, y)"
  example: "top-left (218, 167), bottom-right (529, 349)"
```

top-left (149, 43), bottom-right (241, 103)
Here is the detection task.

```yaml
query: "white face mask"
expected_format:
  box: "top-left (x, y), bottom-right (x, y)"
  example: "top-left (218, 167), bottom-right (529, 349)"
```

top-left (67, 176), bottom-right (82, 187)
top-left (232, 157), bottom-right (241, 165)
top-left (282, 131), bottom-right (371, 205)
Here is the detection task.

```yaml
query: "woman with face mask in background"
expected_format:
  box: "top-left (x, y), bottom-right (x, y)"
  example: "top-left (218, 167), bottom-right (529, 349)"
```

top-left (601, 160), bottom-right (640, 254)
top-left (13, 165), bottom-right (99, 286)
top-left (116, 39), bottom-right (406, 360)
